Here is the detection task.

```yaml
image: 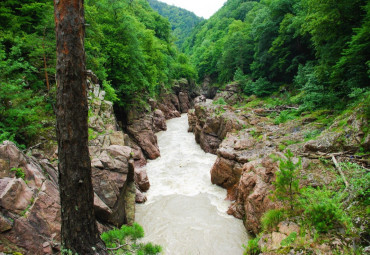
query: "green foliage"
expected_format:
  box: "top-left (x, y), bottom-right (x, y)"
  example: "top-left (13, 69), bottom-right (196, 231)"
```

top-left (185, 0), bottom-right (369, 108)
top-left (102, 80), bottom-right (119, 103)
top-left (85, 0), bottom-right (196, 108)
top-left (280, 232), bottom-right (297, 247)
top-left (261, 208), bottom-right (287, 232)
top-left (213, 97), bottom-right (227, 105)
top-left (274, 110), bottom-right (297, 125)
top-left (339, 162), bottom-right (370, 206)
top-left (11, 167), bottom-right (25, 180)
top-left (101, 223), bottom-right (161, 255)
top-left (148, 0), bottom-right (203, 48)
top-left (272, 150), bottom-right (301, 211)
top-left (303, 129), bottom-right (322, 141)
top-left (299, 187), bottom-right (352, 233)
top-left (243, 236), bottom-right (261, 255)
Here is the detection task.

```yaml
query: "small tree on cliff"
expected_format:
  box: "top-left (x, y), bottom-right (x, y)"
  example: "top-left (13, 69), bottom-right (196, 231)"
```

top-left (54, 0), bottom-right (107, 253)
top-left (272, 150), bottom-right (301, 213)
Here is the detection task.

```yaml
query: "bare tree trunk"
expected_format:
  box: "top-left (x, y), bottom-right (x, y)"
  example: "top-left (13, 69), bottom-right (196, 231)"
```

top-left (54, 0), bottom-right (107, 253)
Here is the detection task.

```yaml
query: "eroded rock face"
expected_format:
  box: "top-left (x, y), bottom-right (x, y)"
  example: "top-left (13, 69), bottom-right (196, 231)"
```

top-left (126, 113), bottom-right (161, 160)
top-left (178, 91), bottom-right (191, 113)
top-left (226, 157), bottom-right (279, 234)
top-left (0, 78), bottom-right (138, 253)
top-left (304, 109), bottom-right (369, 153)
top-left (190, 101), bottom-right (246, 154)
top-left (213, 83), bottom-right (243, 105)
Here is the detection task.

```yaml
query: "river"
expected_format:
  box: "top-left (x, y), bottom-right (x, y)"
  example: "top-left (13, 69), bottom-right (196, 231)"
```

top-left (135, 114), bottom-right (248, 254)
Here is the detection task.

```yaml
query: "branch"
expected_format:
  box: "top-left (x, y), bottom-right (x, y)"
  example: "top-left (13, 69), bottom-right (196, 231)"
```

top-left (22, 141), bottom-right (47, 153)
top-left (332, 155), bottom-right (349, 189)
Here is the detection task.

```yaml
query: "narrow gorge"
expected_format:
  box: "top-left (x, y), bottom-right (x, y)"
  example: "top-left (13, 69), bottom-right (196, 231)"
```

top-left (135, 114), bottom-right (248, 254)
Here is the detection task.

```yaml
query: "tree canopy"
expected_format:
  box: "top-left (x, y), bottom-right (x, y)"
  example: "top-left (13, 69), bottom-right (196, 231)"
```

top-left (148, 0), bottom-right (204, 48)
top-left (0, 0), bottom-right (196, 147)
top-left (183, 0), bottom-right (370, 109)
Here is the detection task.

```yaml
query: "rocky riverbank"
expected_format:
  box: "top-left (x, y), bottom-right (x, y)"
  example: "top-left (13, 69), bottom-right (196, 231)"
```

top-left (189, 83), bottom-right (369, 254)
top-left (0, 72), bottom-right (193, 254)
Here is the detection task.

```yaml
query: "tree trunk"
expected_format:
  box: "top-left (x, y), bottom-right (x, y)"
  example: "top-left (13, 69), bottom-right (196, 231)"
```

top-left (54, 0), bottom-right (107, 253)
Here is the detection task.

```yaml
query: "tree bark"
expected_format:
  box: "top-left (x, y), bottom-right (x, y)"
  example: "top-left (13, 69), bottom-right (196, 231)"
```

top-left (54, 0), bottom-right (107, 253)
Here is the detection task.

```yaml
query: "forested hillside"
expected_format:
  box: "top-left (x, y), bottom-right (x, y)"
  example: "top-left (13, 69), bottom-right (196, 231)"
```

top-left (183, 0), bottom-right (370, 110)
top-left (0, 0), bottom-right (196, 148)
top-left (148, 0), bottom-right (204, 48)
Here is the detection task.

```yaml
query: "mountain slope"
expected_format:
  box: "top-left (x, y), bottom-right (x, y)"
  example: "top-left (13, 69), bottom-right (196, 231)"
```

top-left (148, 0), bottom-right (204, 48)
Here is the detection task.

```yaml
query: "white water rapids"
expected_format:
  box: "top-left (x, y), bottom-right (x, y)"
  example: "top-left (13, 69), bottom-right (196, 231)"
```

top-left (135, 114), bottom-right (248, 254)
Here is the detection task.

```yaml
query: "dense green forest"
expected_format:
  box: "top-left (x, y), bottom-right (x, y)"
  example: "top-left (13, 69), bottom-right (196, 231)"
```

top-left (1, 0), bottom-right (369, 147)
top-left (148, 0), bottom-right (204, 48)
top-left (183, 0), bottom-right (370, 110)
top-left (0, 0), bottom-right (196, 148)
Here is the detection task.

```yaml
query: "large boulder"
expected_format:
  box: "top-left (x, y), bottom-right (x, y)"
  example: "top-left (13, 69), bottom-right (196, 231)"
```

top-left (153, 109), bottom-right (167, 132)
top-left (126, 113), bottom-right (160, 160)
top-left (178, 91), bottom-right (191, 113)
top-left (227, 157), bottom-right (279, 234)
top-left (213, 83), bottom-right (243, 105)
top-left (190, 102), bottom-right (246, 154)
top-left (157, 94), bottom-right (181, 119)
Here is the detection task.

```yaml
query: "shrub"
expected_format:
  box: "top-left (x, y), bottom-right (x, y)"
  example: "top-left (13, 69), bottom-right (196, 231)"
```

top-left (261, 209), bottom-right (287, 231)
top-left (243, 237), bottom-right (261, 255)
top-left (280, 232), bottom-right (297, 247)
top-left (213, 97), bottom-right (227, 105)
top-left (11, 167), bottom-right (25, 180)
top-left (274, 110), bottom-right (298, 125)
top-left (299, 187), bottom-right (352, 233)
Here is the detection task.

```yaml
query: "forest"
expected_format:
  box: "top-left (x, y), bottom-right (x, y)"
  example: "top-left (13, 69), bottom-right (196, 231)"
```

top-left (148, 0), bottom-right (204, 48)
top-left (1, 0), bottom-right (369, 149)
top-left (183, 0), bottom-right (369, 110)
top-left (0, 0), bottom-right (196, 148)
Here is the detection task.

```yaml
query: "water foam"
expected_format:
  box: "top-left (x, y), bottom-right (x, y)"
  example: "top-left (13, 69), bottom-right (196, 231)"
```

top-left (135, 114), bottom-right (248, 254)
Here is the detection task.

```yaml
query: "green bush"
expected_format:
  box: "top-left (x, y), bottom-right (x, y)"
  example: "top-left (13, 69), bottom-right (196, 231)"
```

top-left (274, 110), bottom-right (298, 125)
top-left (299, 187), bottom-right (352, 233)
top-left (213, 97), bottom-right (227, 105)
top-left (280, 232), bottom-right (297, 247)
top-left (243, 237), bottom-right (260, 255)
top-left (101, 223), bottom-right (161, 255)
top-left (261, 209), bottom-right (287, 232)
top-left (11, 167), bottom-right (25, 180)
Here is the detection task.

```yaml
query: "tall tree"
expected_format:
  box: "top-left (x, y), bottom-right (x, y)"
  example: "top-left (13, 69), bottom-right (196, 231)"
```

top-left (54, 0), bottom-right (107, 253)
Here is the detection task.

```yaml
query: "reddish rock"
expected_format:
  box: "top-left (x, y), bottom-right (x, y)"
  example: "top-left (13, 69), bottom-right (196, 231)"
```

top-left (4, 180), bottom-right (61, 255)
top-left (134, 168), bottom-right (150, 192)
top-left (187, 110), bottom-right (197, 132)
top-left (92, 168), bottom-right (127, 208)
top-left (0, 213), bottom-right (12, 232)
top-left (178, 91), bottom-right (190, 113)
top-left (0, 142), bottom-right (27, 177)
top-left (135, 188), bottom-right (147, 203)
top-left (94, 192), bottom-right (113, 222)
top-left (191, 102), bottom-right (246, 155)
top-left (153, 109), bottom-right (167, 132)
top-left (157, 94), bottom-right (181, 119)
top-left (0, 177), bottom-right (33, 215)
top-left (107, 145), bottom-right (132, 159)
top-left (228, 159), bottom-right (278, 234)
top-left (210, 157), bottom-right (237, 189)
top-left (126, 114), bottom-right (160, 160)
top-left (26, 181), bottom-right (61, 241)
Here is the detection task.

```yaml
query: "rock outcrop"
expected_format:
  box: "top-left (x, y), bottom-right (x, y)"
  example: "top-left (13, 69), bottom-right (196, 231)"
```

top-left (189, 99), bottom-right (246, 154)
top-left (213, 83), bottom-right (243, 105)
top-left (0, 73), bottom-right (138, 254)
top-left (189, 88), bottom-right (369, 236)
